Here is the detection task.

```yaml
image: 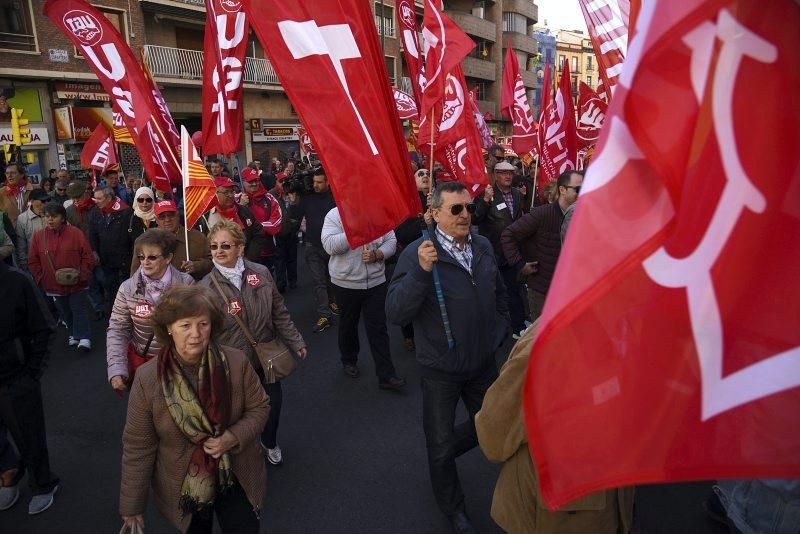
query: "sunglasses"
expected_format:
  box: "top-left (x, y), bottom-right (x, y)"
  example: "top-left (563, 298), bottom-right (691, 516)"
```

top-left (445, 203), bottom-right (476, 216)
top-left (137, 198), bottom-right (154, 203)
top-left (136, 254), bottom-right (163, 262)
top-left (56, 188), bottom-right (66, 193)
top-left (563, 185), bottom-right (582, 194)
top-left (209, 242), bottom-right (236, 251)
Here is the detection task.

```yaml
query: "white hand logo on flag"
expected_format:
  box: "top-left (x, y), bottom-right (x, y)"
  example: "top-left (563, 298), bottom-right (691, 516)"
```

top-left (279, 20), bottom-right (378, 155)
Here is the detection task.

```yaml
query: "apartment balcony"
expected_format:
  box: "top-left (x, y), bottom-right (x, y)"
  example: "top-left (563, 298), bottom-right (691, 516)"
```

top-left (140, 0), bottom-right (205, 15)
top-left (503, 0), bottom-right (538, 23)
top-left (503, 31), bottom-right (538, 55)
top-left (520, 69), bottom-right (539, 89)
top-left (462, 56), bottom-right (496, 81)
top-left (445, 11), bottom-right (496, 42)
top-left (142, 45), bottom-right (280, 86)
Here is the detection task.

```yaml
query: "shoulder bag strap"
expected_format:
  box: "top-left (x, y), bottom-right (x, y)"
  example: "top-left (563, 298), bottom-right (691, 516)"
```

top-left (210, 271), bottom-right (258, 347)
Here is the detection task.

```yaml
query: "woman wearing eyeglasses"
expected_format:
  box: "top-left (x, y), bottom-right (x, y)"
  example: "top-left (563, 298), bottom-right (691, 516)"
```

top-left (107, 229), bottom-right (195, 392)
top-left (199, 219), bottom-right (307, 466)
top-left (128, 186), bottom-right (157, 243)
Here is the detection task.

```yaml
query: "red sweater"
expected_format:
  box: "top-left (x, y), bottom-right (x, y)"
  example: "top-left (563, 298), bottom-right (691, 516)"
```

top-left (28, 225), bottom-right (95, 295)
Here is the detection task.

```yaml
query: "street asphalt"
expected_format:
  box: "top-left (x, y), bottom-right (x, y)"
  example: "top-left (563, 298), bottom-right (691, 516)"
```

top-left (0, 246), bottom-right (731, 533)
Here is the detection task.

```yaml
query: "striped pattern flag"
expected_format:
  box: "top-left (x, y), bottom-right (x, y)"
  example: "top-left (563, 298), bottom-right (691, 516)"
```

top-left (181, 126), bottom-right (217, 230)
top-left (111, 103), bottom-right (134, 145)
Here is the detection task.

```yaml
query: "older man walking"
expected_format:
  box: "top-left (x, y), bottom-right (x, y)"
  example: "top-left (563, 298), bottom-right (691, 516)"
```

top-left (387, 182), bottom-right (509, 534)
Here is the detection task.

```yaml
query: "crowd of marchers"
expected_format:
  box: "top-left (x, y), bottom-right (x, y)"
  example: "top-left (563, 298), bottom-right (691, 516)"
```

top-left (1, 149), bottom-right (652, 534)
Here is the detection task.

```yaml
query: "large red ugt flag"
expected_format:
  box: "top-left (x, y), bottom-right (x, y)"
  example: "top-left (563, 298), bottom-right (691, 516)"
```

top-left (244, 0), bottom-right (420, 248)
top-left (525, 0), bottom-right (800, 509)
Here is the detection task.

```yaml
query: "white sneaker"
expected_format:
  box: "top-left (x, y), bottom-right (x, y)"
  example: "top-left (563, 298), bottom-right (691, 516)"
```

top-left (266, 445), bottom-right (283, 465)
top-left (0, 484), bottom-right (19, 511)
top-left (77, 339), bottom-right (91, 351)
top-left (28, 485), bottom-right (58, 515)
top-left (68, 337), bottom-right (78, 347)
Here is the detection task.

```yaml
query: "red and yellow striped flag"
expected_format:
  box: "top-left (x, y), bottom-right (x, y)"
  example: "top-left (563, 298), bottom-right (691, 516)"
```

top-left (111, 102), bottom-right (134, 145)
top-left (181, 126), bottom-right (217, 229)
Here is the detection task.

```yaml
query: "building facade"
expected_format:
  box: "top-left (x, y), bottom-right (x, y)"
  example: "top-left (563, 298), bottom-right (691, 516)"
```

top-left (555, 29), bottom-right (597, 105)
top-left (531, 27), bottom-right (556, 115)
top-left (0, 0), bottom-right (539, 180)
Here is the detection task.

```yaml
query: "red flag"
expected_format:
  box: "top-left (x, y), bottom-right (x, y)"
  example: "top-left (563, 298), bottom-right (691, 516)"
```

top-left (181, 126), bottom-right (218, 230)
top-left (418, 0), bottom-right (475, 120)
top-left (393, 87), bottom-right (419, 120)
top-left (501, 46), bottom-right (537, 157)
top-left (536, 59), bottom-right (552, 157)
top-left (297, 126), bottom-right (315, 156)
top-left (596, 76), bottom-right (608, 103)
top-left (244, 0), bottom-right (421, 247)
top-left (469, 87), bottom-right (493, 150)
top-left (538, 61), bottom-right (577, 182)
top-left (576, 81), bottom-right (607, 150)
top-left (525, 0), bottom-right (800, 510)
top-left (44, 0), bottom-right (179, 192)
top-left (202, 0), bottom-right (248, 155)
top-left (80, 124), bottom-right (117, 172)
top-left (396, 0), bottom-right (424, 105)
top-left (578, 0), bottom-right (630, 97)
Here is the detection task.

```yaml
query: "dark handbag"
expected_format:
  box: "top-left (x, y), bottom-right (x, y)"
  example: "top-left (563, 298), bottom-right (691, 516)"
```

top-left (210, 273), bottom-right (297, 383)
top-left (44, 250), bottom-right (80, 286)
top-left (126, 333), bottom-right (155, 383)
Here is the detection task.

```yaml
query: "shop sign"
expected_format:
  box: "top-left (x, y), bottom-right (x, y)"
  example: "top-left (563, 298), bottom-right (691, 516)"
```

top-left (54, 107), bottom-right (74, 140)
top-left (0, 126), bottom-right (50, 146)
top-left (53, 82), bottom-right (110, 102)
top-left (70, 106), bottom-right (113, 142)
top-left (48, 49), bottom-right (70, 63)
top-left (252, 126), bottom-right (299, 142)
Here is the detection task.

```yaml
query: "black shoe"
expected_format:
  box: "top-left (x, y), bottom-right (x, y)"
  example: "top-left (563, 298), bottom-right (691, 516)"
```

top-left (329, 302), bottom-right (341, 315)
top-left (313, 317), bottom-right (331, 333)
top-left (450, 510), bottom-right (476, 534)
top-left (379, 376), bottom-right (407, 391)
top-left (343, 364), bottom-right (360, 378)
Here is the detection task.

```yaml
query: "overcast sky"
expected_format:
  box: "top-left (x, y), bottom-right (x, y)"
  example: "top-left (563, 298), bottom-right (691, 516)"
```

top-left (536, 0), bottom-right (588, 32)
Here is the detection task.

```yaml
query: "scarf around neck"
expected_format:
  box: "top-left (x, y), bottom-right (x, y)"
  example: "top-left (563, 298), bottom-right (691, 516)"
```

top-left (133, 186), bottom-right (156, 221)
top-left (213, 256), bottom-right (245, 290)
top-left (141, 266), bottom-right (173, 302)
top-left (158, 343), bottom-right (233, 515)
top-left (4, 179), bottom-right (26, 197)
top-left (216, 204), bottom-right (243, 228)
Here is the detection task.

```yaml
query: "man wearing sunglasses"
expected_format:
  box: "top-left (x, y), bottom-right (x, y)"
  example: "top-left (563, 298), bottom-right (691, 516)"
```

top-left (50, 179), bottom-right (70, 206)
top-left (473, 161), bottom-right (527, 339)
top-left (501, 169), bottom-right (584, 322)
top-left (387, 182), bottom-right (510, 533)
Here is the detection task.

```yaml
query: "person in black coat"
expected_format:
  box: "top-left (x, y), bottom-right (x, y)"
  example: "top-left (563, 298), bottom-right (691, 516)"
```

top-left (89, 187), bottom-right (134, 317)
top-left (0, 261), bottom-right (60, 514)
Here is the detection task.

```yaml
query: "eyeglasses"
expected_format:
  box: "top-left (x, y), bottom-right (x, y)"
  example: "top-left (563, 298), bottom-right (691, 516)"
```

top-left (209, 242), bottom-right (236, 251)
top-left (136, 254), bottom-right (163, 262)
top-left (563, 185), bottom-right (582, 195)
top-left (56, 188), bottom-right (66, 193)
top-left (445, 203), bottom-right (476, 216)
top-left (137, 198), bottom-right (154, 203)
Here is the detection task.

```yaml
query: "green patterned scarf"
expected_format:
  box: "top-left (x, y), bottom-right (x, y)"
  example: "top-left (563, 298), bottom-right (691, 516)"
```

top-left (157, 343), bottom-right (234, 515)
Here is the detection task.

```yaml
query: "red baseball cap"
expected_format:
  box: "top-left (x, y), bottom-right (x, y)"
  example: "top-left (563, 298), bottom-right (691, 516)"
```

top-left (214, 177), bottom-right (236, 188)
top-left (154, 199), bottom-right (178, 216)
top-left (241, 167), bottom-right (260, 182)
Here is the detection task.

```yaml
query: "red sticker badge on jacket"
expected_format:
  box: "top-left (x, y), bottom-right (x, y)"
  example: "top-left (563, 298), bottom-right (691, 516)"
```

top-left (134, 303), bottom-right (152, 318)
top-left (246, 273), bottom-right (260, 287)
top-left (228, 299), bottom-right (242, 315)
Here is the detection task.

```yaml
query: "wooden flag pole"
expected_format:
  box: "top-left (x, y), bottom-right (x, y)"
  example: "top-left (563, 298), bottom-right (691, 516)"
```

top-left (180, 133), bottom-right (191, 261)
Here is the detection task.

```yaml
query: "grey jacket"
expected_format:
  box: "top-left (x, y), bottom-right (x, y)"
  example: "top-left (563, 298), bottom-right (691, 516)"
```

top-left (15, 209), bottom-right (46, 270)
top-left (198, 260), bottom-right (306, 370)
top-left (106, 265), bottom-right (195, 381)
top-left (321, 207), bottom-right (396, 290)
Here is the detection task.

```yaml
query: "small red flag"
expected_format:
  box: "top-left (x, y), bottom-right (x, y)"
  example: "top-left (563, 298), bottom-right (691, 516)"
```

top-left (501, 46), bottom-right (538, 158)
top-left (538, 60), bottom-right (577, 182)
top-left (525, 0), bottom-right (800, 510)
top-left (81, 124), bottom-right (117, 172)
top-left (576, 81), bottom-right (607, 150)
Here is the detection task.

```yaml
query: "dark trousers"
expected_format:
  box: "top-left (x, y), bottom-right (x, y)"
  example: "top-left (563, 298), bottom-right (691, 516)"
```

top-left (98, 265), bottom-right (125, 316)
top-left (256, 372), bottom-right (283, 449)
top-left (305, 245), bottom-right (334, 318)
top-left (0, 375), bottom-right (59, 495)
top-left (186, 480), bottom-right (259, 534)
top-left (254, 256), bottom-right (277, 280)
top-left (401, 323), bottom-right (414, 340)
top-left (421, 363), bottom-right (498, 516)
top-left (500, 264), bottom-right (526, 332)
top-left (528, 288), bottom-right (547, 322)
top-left (87, 267), bottom-right (104, 313)
top-left (274, 236), bottom-right (298, 291)
top-left (336, 283), bottom-right (397, 380)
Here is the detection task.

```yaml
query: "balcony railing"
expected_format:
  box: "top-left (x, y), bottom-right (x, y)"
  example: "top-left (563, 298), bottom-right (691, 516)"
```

top-left (142, 45), bottom-right (279, 85)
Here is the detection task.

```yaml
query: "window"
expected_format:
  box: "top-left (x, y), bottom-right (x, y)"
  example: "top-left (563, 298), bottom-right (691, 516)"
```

top-left (571, 56), bottom-right (578, 72)
top-left (0, 0), bottom-right (37, 52)
top-left (586, 56), bottom-right (593, 71)
top-left (559, 55), bottom-right (566, 69)
top-left (375, 3), bottom-right (395, 38)
top-left (571, 75), bottom-right (578, 94)
top-left (587, 76), bottom-right (592, 87)
top-left (502, 12), bottom-right (528, 34)
top-left (469, 39), bottom-right (492, 60)
top-left (385, 55), bottom-right (396, 86)
top-left (75, 6), bottom-right (128, 57)
top-left (175, 26), bottom-right (203, 51)
top-left (468, 79), bottom-right (487, 101)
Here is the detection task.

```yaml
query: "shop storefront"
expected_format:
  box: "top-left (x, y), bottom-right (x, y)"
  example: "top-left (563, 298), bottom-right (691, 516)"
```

top-left (249, 120), bottom-right (301, 166)
top-left (0, 84), bottom-right (51, 184)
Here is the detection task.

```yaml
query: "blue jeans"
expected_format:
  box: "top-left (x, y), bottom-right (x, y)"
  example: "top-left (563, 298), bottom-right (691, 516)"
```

top-left (87, 267), bottom-right (104, 313)
top-left (715, 479), bottom-right (800, 534)
top-left (53, 290), bottom-right (91, 340)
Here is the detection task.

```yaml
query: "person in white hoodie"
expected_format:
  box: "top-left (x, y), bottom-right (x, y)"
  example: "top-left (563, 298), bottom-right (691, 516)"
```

top-left (321, 207), bottom-right (406, 390)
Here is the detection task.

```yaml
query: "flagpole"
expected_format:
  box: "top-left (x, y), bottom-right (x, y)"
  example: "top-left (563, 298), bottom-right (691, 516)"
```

top-left (428, 108), bottom-right (435, 196)
top-left (531, 155), bottom-right (539, 210)
top-left (180, 127), bottom-right (191, 261)
top-left (232, 152), bottom-right (244, 190)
